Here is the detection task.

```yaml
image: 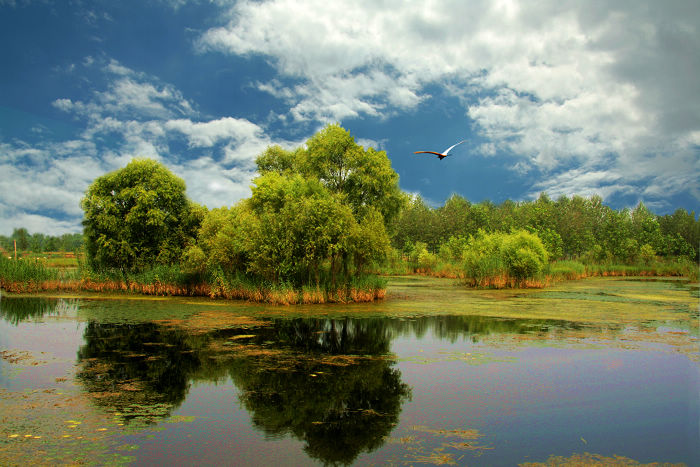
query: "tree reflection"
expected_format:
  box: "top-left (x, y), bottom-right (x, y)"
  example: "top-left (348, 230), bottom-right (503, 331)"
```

top-left (216, 318), bottom-right (410, 465)
top-left (74, 316), bottom-right (410, 463)
top-left (0, 296), bottom-right (77, 325)
top-left (76, 322), bottom-right (202, 424)
top-left (72, 312), bottom-right (595, 463)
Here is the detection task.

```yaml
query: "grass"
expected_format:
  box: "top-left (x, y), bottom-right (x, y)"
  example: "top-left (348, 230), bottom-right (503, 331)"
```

top-left (0, 256), bottom-right (386, 304)
top-left (380, 255), bottom-right (698, 289)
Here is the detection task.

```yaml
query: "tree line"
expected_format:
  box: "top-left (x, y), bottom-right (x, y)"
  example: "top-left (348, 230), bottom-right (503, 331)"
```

top-left (0, 228), bottom-right (83, 255)
top-left (391, 192), bottom-right (699, 265)
top-left (75, 124), bottom-right (400, 298)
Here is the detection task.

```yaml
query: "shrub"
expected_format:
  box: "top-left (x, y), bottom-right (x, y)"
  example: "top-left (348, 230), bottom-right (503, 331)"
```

top-left (417, 249), bottom-right (438, 271)
top-left (639, 243), bottom-right (656, 265)
top-left (462, 230), bottom-right (548, 286)
top-left (501, 230), bottom-right (548, 280)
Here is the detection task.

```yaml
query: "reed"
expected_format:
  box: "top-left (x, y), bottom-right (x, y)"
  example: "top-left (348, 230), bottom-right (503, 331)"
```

top-left (301, 286), bottom-right (325, 304)
top-left (0, 257), bottom-right (387, 304)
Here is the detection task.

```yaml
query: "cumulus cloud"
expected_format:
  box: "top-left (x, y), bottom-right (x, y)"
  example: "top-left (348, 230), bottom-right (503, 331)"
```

top-left (0, 141), bottom-right (106, 234)
top-left (164, 117), bottom-right (265, 148)
top-left (1, 59), bottom-right (289, 234)
top-left (199, 0), bottom-right (699, 203)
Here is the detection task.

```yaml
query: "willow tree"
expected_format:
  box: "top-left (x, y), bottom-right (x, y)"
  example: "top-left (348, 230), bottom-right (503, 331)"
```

top-left (81, 159), bottom-right (202, 272)
top-left (256, 124), bottom-right (405, 227)
top-left (247, 172), bottom-right (359, 286)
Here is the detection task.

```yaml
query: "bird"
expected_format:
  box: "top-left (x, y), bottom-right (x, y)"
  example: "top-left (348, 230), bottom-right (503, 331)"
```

top-left (414, 140), bottom-right (467, 160)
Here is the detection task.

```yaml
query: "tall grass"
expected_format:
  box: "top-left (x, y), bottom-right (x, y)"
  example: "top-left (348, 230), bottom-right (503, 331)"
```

top-left (0, 255), bottom-right (386, 304)
top-left (546, 260), bottom-right (586, 280)
top-left (378, 252), bottom-right (698, 289)
top-left (0, 255), bottom-right (58, 282)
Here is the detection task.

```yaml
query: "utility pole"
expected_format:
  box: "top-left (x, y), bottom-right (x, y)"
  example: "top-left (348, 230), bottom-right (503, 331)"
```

top-left (14, 239), bottom-right (17, 260)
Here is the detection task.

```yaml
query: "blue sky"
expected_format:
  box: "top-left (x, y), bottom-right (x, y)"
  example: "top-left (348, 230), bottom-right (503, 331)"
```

top-left (1, 0), bottom-right (699, 235)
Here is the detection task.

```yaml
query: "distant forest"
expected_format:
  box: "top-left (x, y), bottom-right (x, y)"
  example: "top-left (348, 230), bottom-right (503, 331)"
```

top-left (0, 228), bottom-right (83, 255)
top-left (391, 193), bottom-right (699, 263)
top-left (3, 194), bottom-right (697, 264)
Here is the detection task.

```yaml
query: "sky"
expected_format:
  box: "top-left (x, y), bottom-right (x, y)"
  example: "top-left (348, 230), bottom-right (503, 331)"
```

top-left (1, 0), bottom-right (699, 236)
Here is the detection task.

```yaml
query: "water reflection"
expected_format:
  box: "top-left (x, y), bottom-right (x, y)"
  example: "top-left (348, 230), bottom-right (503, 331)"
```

top-left (74, 317), bottom-right (412, 464)
top-left (0, 288), bottom-right (697, 466)
top-left (0, 296), bottom-right (78, 325)
top-left (68, 314), bottom-right (604, 464)
top-left (227, 346), bottom-right (408, 464)
top-left (76, 322), bottom-right (201, 424)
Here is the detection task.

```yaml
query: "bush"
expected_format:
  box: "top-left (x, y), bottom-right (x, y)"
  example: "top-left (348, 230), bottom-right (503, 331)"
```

top-left (639, 243), bottom-right (656, 265)
top-left (417, 249), bottom-right (438, 271)
top-left (501, 231), bottom-right (548, 280)
top-left (462, 230), bottom-right (548, 286)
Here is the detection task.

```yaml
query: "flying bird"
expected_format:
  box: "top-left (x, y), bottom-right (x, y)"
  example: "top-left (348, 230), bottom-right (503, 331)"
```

top-left (414, 140), bottom-right (467, 160)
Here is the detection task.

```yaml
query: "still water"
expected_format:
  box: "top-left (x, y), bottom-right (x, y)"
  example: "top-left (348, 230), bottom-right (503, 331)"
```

top-left (0, 276), bottom-right (698, 466)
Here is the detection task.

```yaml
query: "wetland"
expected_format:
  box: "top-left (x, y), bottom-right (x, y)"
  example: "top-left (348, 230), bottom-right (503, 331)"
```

top-left (0, 276), bottom-right (698, 466)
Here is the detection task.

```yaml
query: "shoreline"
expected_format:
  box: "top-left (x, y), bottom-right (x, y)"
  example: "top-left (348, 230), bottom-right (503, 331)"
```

top-left (0, 278), bottom-right (386, 305)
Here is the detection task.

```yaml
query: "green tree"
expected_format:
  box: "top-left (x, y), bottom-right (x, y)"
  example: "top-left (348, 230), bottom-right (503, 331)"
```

top-left (631, 202), bottom-right (663, 252)
top-left (302, 124), bottom-right (404, 226)
top-left (247, 172), bottom-right (359, 285)
top-left (658, 208), bottom-right (699, 260)
top-left (11, 228), bottom-right (29, 251)
top-left (81, 159), bottom-right (202, 272)
top-left (255, 145), bottom-right (301, 174)
top-left (183, 204), bottom-right (250, 275)
top-left (44, 236), bottom-right (58, 252)
top-left (391, 195), bottom-right (438, 251)
top-left (350, 207), bottom-right (390, 273)
top-left (435, 194), bottom-right (471, 240)
top-left (30, 233), bottom-right (45, 252)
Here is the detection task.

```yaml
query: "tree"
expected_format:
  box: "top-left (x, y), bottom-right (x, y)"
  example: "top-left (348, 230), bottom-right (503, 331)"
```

top-left (658, 208), bottom-right (699, 260)
top-left (247, 172), bottom-right (358, 285)
top-left (301, 124), bottom-right (404, 226)
top-left (390, 195), bottom-right (438, 252)
top-left (11, 228), bottom-right (29, 251)
top-left (81, 159), bottom-right (202, 272)
top-left (183, 204), bottom-right (250, 275)
top-left (435, 194), bottom-right (471, 240)
top-left (631, 202), bottom-right (663, 252)
top-left (255, 145), bottom-right (301, 174)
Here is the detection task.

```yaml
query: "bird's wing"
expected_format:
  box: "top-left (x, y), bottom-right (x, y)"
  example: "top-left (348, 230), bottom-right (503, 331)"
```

top-left (442, 140), bottom-right (467, 155)
top-left (414, 151), bottom-right (444, 156)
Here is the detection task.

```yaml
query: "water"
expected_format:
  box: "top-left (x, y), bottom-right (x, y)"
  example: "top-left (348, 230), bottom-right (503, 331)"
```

top-left (0, 276), bottom-right (698, 466)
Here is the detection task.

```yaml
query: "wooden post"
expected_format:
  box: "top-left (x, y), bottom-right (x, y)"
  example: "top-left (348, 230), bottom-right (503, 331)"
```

top-left (14, 239), bottom-right (17, 260)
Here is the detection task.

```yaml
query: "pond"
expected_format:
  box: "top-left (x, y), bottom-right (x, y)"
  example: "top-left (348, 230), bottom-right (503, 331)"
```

top-left (0, 276), bottom-right (698, 466)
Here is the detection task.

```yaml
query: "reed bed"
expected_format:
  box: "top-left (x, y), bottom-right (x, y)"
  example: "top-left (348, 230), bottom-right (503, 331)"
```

top-left (390, 256), bottom-right (697, 289)
top-left (0, 256), bottom-right (386, 304)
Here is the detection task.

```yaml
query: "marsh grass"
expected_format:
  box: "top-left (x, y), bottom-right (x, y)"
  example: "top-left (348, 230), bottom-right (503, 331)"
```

top-left (0, 257), bottom-right (385, 304)
top-left (383, 254), bottom-right (698, 289)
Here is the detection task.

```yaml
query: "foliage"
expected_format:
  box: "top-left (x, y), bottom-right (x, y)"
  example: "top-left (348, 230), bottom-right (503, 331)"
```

top-left (258, 124), bottom-right (405, 227)
top-left (0, 230), bottom-right (83, 254)
top-left (500, 230), bottom-right (549, 279)
top-left (462, 230), bottom-right (548, 286)
top-left (182, 124), bottom-right (396, 292)
top-left (81, 159), bottom-right (202, 272)
top-left (391, 192), bottom-right (699, 264)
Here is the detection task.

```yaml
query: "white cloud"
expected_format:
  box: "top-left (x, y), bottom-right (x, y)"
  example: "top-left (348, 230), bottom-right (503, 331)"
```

top-left (0, 211), bottom-right (82, 237)
top-left (165, 117), bottom-right (264, 148)
top-left (172, 157), bottom-right (257, 210)
top-left (1, 59), bottom-right (292, 234)
top-left (199, 0), bottom-right (700, 203)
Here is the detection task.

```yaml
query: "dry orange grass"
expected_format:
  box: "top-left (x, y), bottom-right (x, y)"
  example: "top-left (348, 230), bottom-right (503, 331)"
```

top-left (302, 288), bottom-right (325, 304)
top-left (1, 277), bottom-right (386, 304)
